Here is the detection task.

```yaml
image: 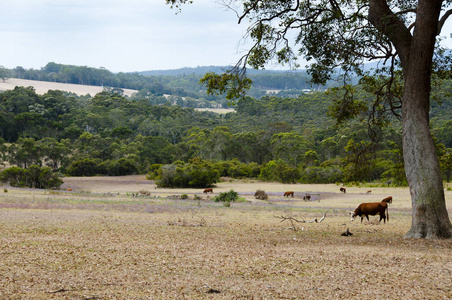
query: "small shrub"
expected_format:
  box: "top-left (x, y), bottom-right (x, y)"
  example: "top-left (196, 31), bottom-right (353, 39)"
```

top-left (214, 190), bottom-right (239, 202)
top-left (254, 189), bottom-right (268, 200)
top-left (139, 189), bottom-right (151, 196)
top-left (181, 194), bottom-right (189, 199)
top-left (3, 188), bottom-right (7, 193)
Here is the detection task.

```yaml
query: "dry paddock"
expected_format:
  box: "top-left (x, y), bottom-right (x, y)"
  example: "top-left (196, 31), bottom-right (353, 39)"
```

top-left (0, 176), bottom-right (451, 299)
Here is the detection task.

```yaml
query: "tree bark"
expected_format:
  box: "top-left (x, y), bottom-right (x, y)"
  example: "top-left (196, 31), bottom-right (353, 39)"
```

top-left (401, 0), bottom-right (452, 238)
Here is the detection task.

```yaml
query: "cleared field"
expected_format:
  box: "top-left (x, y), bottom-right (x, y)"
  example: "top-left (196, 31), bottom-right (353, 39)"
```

top-left (195, 108), bottom-right (236, 114)
top-left (0, 78), bottom-right (138, 97)
top-left (0, 176), bottom-right (451, 299)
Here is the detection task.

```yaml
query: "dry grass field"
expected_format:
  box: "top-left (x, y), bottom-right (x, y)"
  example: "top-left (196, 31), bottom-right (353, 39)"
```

top-left (0, 78), bottom-right (138, 97)
top-left (0, 176), bottom-right (451, 299)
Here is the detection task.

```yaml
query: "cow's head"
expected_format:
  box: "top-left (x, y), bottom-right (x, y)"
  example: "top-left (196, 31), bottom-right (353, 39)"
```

top-left (350, 211), bottom-right (355, 221)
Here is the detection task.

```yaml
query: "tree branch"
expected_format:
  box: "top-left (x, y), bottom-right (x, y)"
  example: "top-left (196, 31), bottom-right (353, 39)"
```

top-left (368, 0), bottom-right (412, 67)
top-left (274, 213), bottom-right (326, 226)
top-left (438, 9), bottom-right (452, 35)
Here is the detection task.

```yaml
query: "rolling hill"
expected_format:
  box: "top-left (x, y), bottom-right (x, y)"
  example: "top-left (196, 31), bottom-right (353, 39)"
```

top-left (0, 78), bottom-right (138, 97)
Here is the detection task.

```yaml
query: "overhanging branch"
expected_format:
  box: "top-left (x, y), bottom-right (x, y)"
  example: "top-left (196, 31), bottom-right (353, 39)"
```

top-left (438, 9), bottom-right (452, 35)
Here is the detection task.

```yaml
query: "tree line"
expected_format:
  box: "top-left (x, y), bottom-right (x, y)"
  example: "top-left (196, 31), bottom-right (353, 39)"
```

top-left (1, 82), bottom-right (452, 188)
top-left (1, 63), bottom-right (340, 103)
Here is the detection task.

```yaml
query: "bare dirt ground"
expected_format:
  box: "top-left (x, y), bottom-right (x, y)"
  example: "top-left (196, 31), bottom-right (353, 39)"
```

top-left (0, 78), bottom-right (138, 97)
top-left (0, 176), bottom-right (451, 299)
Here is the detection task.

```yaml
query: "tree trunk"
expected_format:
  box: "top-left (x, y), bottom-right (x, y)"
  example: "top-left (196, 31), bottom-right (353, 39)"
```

top-left (401, 0), bottom-right (452, 239)
top-left (402, 84), bottom-right (452, 239)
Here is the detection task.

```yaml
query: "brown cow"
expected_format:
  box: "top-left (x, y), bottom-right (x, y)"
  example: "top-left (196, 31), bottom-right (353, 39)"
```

top-left (203, 188), bottom-right (213, 194)
top-left (382, 196), bottom-right (393, 204)
top-left (284, 191), bottom-right (294, 198)
top-left (366, 190), bottom-right (372, 194)
top-left (351, 202), bottom-right (389, 223)
top-left (340, 187), bottom-right (346, 193)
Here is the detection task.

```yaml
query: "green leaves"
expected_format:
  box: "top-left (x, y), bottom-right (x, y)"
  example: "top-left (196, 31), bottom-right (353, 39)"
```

top-left (213, 190), bottom-right (239, 203)
top-left (327, 85), bottom-right (368, 124)
top-left (342, 139), bottom-right (375, 183)
top-left (154, 158), bottom-right (220, 188)
top-left (0, 165), bottom-right (63, 189)
top-left (165, 0), bottom-right (193, 13)
top-left (199, 72), bottom-right (252, 100)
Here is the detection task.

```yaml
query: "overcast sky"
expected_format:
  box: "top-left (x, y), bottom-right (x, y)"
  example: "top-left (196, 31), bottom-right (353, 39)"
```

top-left (0, 0), bottom-right (252, 72)
top-left (1, 1), bottom-right (452, 73)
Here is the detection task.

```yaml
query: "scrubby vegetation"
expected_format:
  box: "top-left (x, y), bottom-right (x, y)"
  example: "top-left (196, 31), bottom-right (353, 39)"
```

top-left (254, 189), bottom-right (268, 200)
top-left (2, 64), bottom-right (452, 188)
top-left (149, 158), bottom-right (220, 188)
top-left (0, 165), bottom-right (62, 189)
top-left (213, 190), bottom-right (239, 203)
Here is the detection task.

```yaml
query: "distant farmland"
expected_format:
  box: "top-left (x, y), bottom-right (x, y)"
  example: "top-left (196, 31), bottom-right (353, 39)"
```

top-left (0, 78), bottom-right (138, 97)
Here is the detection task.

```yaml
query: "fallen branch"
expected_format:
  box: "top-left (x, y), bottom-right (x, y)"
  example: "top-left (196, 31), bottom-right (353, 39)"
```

top-left (47, 288), bottom-right (71, 294)
top-left (307, 213), bottom-right (326, 223)
top-left (356, 229), bottom-right (378, 233)
top-left (274, 213), bottom-right (326, 230)
top-left (274, 215), bottom-right (306, 223)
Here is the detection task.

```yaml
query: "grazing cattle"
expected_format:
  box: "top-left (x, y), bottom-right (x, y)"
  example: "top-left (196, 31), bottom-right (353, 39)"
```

top-left (340, 187), bottom-right (346, 193)
top-left (203, 188), bottom-right (213, 194)
top-left (381, 196), bottom-right (393, 204)
top-left (284, 191), bottom-right (294, 198)
top-left (351, 202), bottom-right (389, 223)
top-left (303, 194), bottom-right (311, 201)
top-left (366, 190), bottom-right (372, 194)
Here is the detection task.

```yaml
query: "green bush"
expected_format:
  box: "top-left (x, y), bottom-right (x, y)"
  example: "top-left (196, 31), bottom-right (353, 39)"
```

top-left (100, 158), bottom-right (139, 176)
top-left (66, 158), bottom-right (139, 176)
top-left (155, 158), bottom-right (220, 188)
top-left (66, 158), bottom-right (102, 176)
top-left (213, 159), bottom-right (261, 179)
top-left (259, 160), bottom-right (301, 183)
top-left (0, 165), bottom-right (63, 189)
top-left (213, 190), bottom-right (239, 202)
top-left (146, 164), bottom-right (163, 180)
top-left (300, 166), bottom-right (342, 184)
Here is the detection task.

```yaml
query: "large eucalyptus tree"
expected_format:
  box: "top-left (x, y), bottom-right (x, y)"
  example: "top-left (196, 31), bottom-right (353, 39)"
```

top-left (167, 0), bottom-right (452, 239)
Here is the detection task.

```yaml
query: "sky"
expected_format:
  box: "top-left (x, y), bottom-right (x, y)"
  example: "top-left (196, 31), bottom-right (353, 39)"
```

top-left (1, 1), bottom-right (452, 73)
top-left (0, 0), bottom-right (252, 73)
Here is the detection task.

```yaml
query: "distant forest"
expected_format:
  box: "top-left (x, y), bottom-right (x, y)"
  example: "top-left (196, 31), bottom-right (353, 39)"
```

top-left (1, 62), bottom-right (335, 106)
top-left (1, 63), bottom-right (452, 188)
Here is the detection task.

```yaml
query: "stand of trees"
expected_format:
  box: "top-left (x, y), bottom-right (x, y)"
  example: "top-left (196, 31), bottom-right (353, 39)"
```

top-left (2, 83), bottom-right (452, 190)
